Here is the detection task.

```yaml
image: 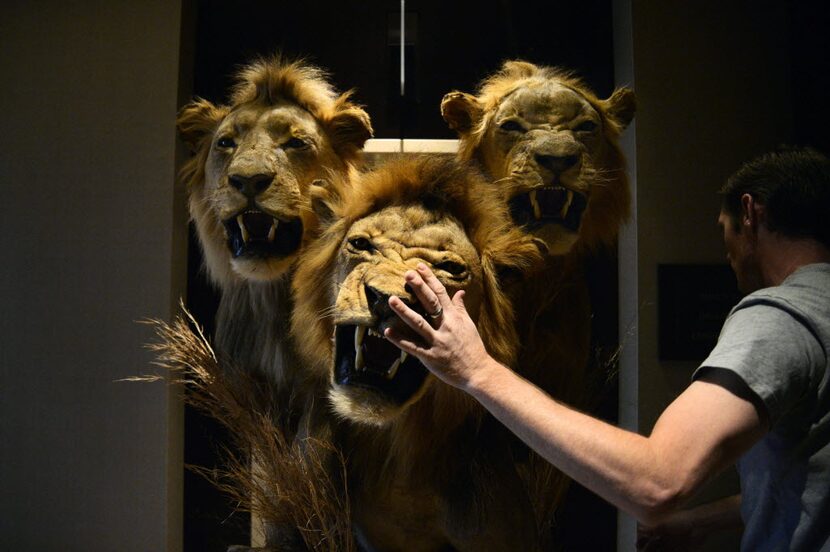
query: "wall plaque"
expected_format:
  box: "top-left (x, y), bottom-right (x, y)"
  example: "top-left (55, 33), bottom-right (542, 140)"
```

top-left (658, 264), bottom-right (741, 361)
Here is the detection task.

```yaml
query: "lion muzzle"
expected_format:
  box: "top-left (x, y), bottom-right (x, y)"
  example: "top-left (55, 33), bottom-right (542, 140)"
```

top-left (224, 210), bottom-right (303, 259)
top-left (332, 288), bottom-right (430, 407)
top-left (509, 187), bottom-right (587, 231)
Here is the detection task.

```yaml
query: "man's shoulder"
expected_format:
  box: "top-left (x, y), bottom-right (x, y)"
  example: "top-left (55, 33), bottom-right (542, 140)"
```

top-left (735, 263), bottom-right (830, 314)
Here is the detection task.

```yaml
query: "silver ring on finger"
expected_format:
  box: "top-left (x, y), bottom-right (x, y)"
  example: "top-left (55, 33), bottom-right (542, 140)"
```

top-left (427, 306), bottom-right (443, 320)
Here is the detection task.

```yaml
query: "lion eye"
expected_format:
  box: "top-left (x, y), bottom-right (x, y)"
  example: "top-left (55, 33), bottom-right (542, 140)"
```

top-left (348, 237), bottom-right (373, 251)
top-left (498, 120), bottom-right (525, 133)
top-left (217, 136), bottom-right (236, 148)
top-left (574, 120), bottom-right (598, 133)
top-left (434, 260), bottom-right (466, 276)
top-left (284, 137), bottom-right (309, 150)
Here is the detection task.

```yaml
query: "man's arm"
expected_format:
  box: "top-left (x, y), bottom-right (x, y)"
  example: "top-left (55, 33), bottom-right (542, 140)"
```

top-left (385, 264), bottom-right (767, 525)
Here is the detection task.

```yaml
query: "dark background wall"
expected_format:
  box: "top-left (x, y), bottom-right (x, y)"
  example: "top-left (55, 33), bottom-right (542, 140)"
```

top-left (189, 0), bottom-right (616, 139)
top-left (0, 1), bottom-right (186, 550)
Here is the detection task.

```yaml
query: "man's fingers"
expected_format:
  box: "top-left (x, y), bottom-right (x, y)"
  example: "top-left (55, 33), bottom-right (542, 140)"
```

top-left (388, 295), bottom-right (436, 341)
top-left (451, 289), bottom-right (467, 312)
top-left (384, 327), bottom-right (429, 358)
top-left (404, 270), bottom-right (442, 317)
top-left (416, 263), bottom-right (452, 308)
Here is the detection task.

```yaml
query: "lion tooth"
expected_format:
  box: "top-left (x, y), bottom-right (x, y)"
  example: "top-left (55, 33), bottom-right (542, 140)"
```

top-left (560, 190), bottom-right (574, 219)
top-left (386, 351), bottom-right (407, 378)
top-left (529, 190), bottom-right (541, 220)
top-left (354, 326), bottom-right (367, 371)
top-left (236, 214), bottom-right (249, 243)
top-left (267, 219), bottom-right (277, 242)
top-left (386, 357), bottom-right (401, 379)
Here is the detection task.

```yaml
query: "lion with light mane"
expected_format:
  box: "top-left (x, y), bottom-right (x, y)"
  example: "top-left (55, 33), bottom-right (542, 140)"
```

top-left (176, 54), bottom-right (372, 391)
top-left (291, 155), bottom-right (546, 550)
top-left (442, 60), bottom-right (635, 518)
top-left (176, 55), bottom-right (372, 550)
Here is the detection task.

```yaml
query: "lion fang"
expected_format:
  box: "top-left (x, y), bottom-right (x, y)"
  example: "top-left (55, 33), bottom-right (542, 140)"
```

top-left (560, 190), bottom-right (574, 219)
top-left (529, 190), bottom-right (541, 220)
top-left (236, 214), bottom-right (249, 243)
top-left (386, 350), bottom-right (407, 379)
top-left (354, 326), bottom-right (367, 370)
top-left (267, 220), bottom-right (278, 242)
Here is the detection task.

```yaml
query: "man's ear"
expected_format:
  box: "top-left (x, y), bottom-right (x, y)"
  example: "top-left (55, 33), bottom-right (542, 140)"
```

top-left (741, 193), bottom-right (766, 232)
top-left (176, 98), bottom-right (228, 152)
top-left (441, 91), bottom-right (484, 134)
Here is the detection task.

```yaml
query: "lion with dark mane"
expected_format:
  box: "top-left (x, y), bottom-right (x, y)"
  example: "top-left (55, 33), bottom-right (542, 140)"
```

top-left (442, 60), bottom-right (635, 513)
top-left (291, 155), bottom-right (546, 550)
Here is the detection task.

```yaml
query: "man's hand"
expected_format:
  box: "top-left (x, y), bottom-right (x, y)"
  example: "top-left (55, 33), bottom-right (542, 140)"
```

top-left (636, 510), bottom-right (707, 551)
top-left (636, 495), bottom-right (743, 551)
top-left (384, 263), bottom-right (493, 390)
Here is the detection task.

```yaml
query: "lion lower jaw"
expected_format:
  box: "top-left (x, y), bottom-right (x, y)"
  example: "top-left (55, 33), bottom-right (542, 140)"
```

top-left (533, 226), bottom-right (580, 256)
top-left (329, 385), bottom-right (397, 426)
top-left (231, 256), bottom-right (295, 282)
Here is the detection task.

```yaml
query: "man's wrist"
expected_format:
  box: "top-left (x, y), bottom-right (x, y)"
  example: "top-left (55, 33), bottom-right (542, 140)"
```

top-left (464, 355), bottom-right (511, 398)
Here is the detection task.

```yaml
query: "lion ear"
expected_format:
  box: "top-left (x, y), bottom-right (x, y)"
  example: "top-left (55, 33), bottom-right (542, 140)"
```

top-left (602, 87), bottom-right (636, 130)
top-left (441, 92), bottom-right (483, 134)
top-left (176, 98), bottom-right (228, 153)
top-left (327, 99), bottom-right (373, 158)
top-left (308, 178), bottom-right (340, 227)
top-left (500, 60), bottom-right (539, 79)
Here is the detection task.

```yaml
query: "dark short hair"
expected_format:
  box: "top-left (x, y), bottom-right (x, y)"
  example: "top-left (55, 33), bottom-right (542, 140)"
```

top-left (720, 146), bottom-right (830, 247)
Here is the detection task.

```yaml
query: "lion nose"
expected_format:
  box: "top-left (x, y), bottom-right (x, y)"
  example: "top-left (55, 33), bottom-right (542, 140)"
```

top-left (534, 154), bottom-right (579, 176)
top-left (228, 173), bottom-right (273, 198)
top-left (364, 284), bottom-right (392, 317)
top-left (365, 283), bottom-right (417, 319)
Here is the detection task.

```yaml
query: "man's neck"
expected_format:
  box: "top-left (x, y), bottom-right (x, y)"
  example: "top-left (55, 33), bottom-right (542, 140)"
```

top-left (759, 230), bottom-right (830, 287)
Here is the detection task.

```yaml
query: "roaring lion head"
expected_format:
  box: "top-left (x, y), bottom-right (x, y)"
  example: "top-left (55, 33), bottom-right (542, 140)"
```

top-left (442, 60), bottom-right (635, 256)
top-left (291, 156), bottom-right (542, 426)
top-left (176, 55), bottom-right (373, 286)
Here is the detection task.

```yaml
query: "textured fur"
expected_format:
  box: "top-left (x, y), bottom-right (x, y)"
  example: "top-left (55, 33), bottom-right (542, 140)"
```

top-left (442, 60), bottom-right (635, 527)
top-left (291, 155), bottom-right (547, 550)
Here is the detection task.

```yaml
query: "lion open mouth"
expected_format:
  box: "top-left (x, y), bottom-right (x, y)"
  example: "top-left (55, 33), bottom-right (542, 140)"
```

top-left (334, 324), bottom-right (428, 405)
top-left (224, 210), bottom-right (303, 259)
top-left (508, 187), bottom-right (587, 231)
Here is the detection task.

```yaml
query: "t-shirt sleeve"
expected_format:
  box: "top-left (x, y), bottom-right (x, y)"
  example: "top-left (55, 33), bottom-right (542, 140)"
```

top-left (694, 303), bottom-right (825, 425)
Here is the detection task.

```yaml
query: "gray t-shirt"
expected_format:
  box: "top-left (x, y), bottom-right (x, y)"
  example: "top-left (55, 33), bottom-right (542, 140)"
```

top-left (695, 263), bottom-right (830, 551)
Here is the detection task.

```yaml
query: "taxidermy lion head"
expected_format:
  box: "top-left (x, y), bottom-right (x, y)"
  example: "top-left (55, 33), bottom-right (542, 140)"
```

top-left (442, 60), bottom-right (635, 256)
top-left (291, 156), bottom-right (542, 426)
top-left (176, 55), bottom-right (373, 286)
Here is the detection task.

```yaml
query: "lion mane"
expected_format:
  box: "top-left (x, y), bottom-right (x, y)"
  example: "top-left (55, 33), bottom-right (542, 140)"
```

top-left (289, 155), bottom-right (548, 550)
